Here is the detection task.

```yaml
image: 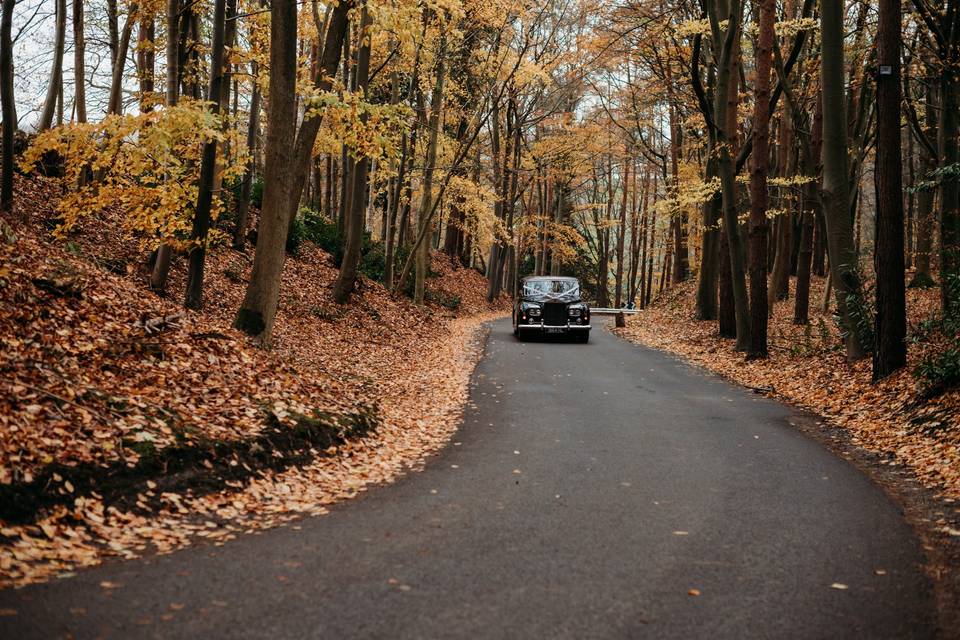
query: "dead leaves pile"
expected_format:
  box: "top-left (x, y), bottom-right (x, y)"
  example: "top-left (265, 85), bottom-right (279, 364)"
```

top-left (615, 278), bottom-right (960, 508)
top-left (0, 174), bottom-right (509, 588)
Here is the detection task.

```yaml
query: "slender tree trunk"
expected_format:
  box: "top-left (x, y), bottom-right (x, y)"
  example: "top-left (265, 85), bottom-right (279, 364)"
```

top-left (910, 152), bottom-right (936, 286)
top-left (0, 0), bottom-right (14, 216)
top-left (712, 0), bottom-right (750, 350)
top-left (638, 170), bottom-right (651, 307)
top-left (906, 129), bottom-right (914, 270)
top-left (794, 91), bottom-right (822, 326)
top-left (939, 69), bottom-right (960, 315)
top-left (213, 0), bottom-right (237, 193)
top-left (107, 0), bottom-right (120, 65)
top-left (234, 60), bottom-right (261, 249)
top-left (668, 104), bottom-right (687, 283)
top-left (794, 193), bottom-right (815, 324)
top-left (695, 163), bottom-right (721, 319)
top-left (136, 13), bottom-right (155, 112)
top-left (821, 0), bottom-right (866, 360)
top-left (812, 206), bottom-right (826, 276)
top-left (486, 94), bottom-right (505, 300)
top-left (184, 0), bottom-right (227, 310)
top-left (38, 0), bottom-right (66, 131)
top-left (747, 0), bottom-right (774, 357)
top-left (72, 0), bottom-right (86, 123)
top-left (873, 0), bottom-right (907, 378)
top-left (337, 24), bottom-right (352, 233)
top-left (614, 155), bottom-right (630, 307)
top-left (149, 0), bottom-right (180, 292)
top-left (645, 176), bottom-right (658, 307)
top-left (412, 34), bottom-right (447, 304)
top-left (333, 2), bottom-right (374, 304)
top-left (107, 4), bottom-right (138, 116)
top-left (385, 25), bottom-right (425, 282)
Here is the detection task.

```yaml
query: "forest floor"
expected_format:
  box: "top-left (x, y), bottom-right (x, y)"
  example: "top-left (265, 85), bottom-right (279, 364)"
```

top-left (0, 174), bottom-right (509, 588)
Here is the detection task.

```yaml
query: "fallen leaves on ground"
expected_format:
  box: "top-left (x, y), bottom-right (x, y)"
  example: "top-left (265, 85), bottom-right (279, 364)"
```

top-left (0, 174), bottom-right (509, 588)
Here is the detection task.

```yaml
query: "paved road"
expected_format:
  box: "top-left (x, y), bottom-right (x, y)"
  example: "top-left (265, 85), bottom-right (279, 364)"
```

top-left (1, 318), bottom-right (936, 638)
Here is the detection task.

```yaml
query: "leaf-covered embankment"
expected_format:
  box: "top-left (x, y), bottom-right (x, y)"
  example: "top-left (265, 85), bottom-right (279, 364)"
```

top-left (0, 174), bottom-right (508, 588)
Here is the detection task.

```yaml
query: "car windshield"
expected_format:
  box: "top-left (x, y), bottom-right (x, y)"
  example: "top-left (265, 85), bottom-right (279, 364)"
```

top-left (522, 279), bottom-right (579, 299)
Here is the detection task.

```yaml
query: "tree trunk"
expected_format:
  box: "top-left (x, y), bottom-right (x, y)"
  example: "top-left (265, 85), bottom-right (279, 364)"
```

top-left (794, 193), bottom-right (815, 324)
top-left (333, 3), bottom-right (375, 304)
top-left (794, 90), bottom-right (823, 322)
top-left (695, 165), bottom-right (721, 320)
top-left (38, 0), bottom-right (67, 132)
top-left (747, 0), bottom-right (774, 357)
top-left (233, 60), bottom-right (261, 249)
top-left (235, 0), bottom-right (351, 340)
top-left (107, 4), bottom-right (138, 116)
top-left (213, 0), bottom-right (237, 193)
top-left (872, 0), bottom-right (907, 378)
top-left (769, 211), bottom-right (791, 303)
top-left (486, 94), bottom-right (505, 301)
top-left (72, 0), bottom-right (86, 123)
top-left (712, 0), bottom-right (750, 350)
top-left (0, 0), bottom-right (14, 215)
top-left (184, 0), bottom-right (227, 310)
top-left (910, 151), bottom-right (936, 287)
top-left (234, 0), bottom-right (308, 335)
top-left (107, 0), bottom-right (119, 65)
top-left (939, 69), bottom-right (960, 316)
top-left (637, 170), bottom-right (650, 306)
top-left (820, 0), bottom-right (866, 360)
top-left (336, 24), bottom-right (352, 233)
top-left (136, 13), bottom-right (155, 112)
top-left (149, 0), bottom-right (180, 292)
top-left (614, 156), bottom-right (629, 307)
top-left (812, 206), bottom-right (826, 276)
top-left (669, 104), bottom-right (687, 283)
top-left (645, 177), bottom-right (658, 308)
top-left (906, 128), bottom-right (914, 270)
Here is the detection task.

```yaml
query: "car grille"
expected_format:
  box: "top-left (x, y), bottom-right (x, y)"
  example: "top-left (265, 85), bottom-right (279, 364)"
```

top-left (543, 302), bottom-right (567, 326)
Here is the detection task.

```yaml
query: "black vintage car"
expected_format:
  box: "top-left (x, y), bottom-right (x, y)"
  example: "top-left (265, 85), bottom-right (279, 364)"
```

top-left (513, 276), bottom-right (591, 342)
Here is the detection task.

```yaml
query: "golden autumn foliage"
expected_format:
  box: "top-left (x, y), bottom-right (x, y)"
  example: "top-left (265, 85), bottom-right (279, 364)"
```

top-left (21, 102), bottom-right (249, 251)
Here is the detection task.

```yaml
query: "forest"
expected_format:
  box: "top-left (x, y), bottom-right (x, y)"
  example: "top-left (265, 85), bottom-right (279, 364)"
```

top-left (2, 0), bottom-right (957, 370)
top-left (1, 0), bottom-right (960, 603)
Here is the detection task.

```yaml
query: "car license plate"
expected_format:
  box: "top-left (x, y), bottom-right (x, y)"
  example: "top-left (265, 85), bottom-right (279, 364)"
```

top-left (546, 328), bottom-right (564, 334)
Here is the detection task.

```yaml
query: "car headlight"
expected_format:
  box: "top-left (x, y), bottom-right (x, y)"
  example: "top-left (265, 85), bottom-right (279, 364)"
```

top-left (568, 306), bottom-right (583, 317)
top-left (521, 302), bottom-right (541, 316)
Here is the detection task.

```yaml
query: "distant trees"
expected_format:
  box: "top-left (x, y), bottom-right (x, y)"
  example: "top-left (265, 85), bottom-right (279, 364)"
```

top-left (588, 0), bottom-right (935, 379)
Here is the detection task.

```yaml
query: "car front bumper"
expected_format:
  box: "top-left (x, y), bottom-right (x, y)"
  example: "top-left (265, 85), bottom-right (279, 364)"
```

top-left (518, 322), bottom-right (591, 332)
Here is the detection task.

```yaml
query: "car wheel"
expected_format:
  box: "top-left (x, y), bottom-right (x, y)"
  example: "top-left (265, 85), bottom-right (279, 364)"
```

top-left (578, 331), bottom-right (590, 343)
top-left (513, 326), bottom-right (519, 338)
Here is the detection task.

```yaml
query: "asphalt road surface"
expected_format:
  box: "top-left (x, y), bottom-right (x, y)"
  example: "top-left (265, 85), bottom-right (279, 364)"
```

top-left (1, 318), bottom-right (935, 639)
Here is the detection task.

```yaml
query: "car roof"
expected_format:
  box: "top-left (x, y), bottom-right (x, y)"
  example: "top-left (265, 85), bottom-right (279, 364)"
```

top-left (521, 276), bottom-right (578, 281)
